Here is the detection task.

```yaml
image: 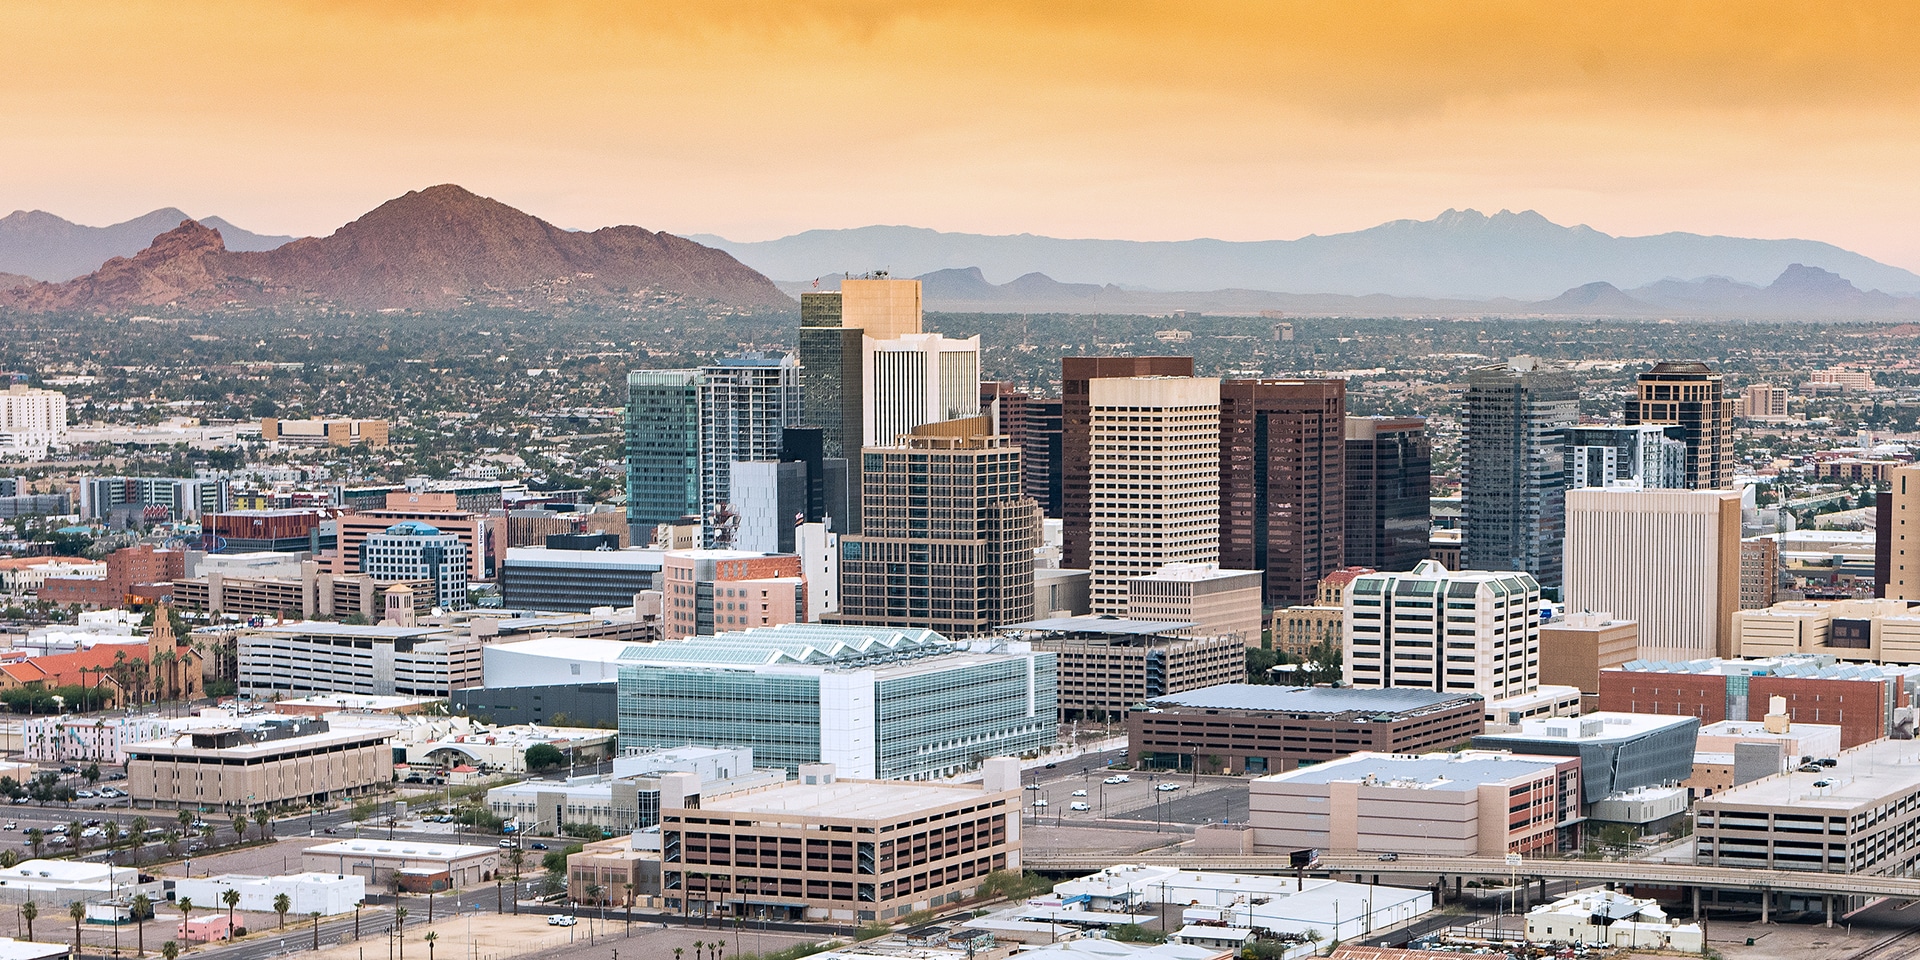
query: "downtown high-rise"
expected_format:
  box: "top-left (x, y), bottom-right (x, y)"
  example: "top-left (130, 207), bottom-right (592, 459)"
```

top-left (625, 369), bottom-right (702, 532)
top-left (1461, 357), bottom-right (1579, 589)
top-left (1344, 415), bottom-right (1432, 573)
top-left (835, 416), bottom-right (1040, 635)
top-left (1061, 356), bottom-right (1195, 569)
top-left (796, 277), bottom-right (924, 533)
top-left (699, 353), bottom-right (801, 541)
top-left (1085, 375), bottom-right (1221, 614)
top-left (1218, 378), bottom-right (1348, 608)
top-left (1624, 361), bottom-right (1734, 490)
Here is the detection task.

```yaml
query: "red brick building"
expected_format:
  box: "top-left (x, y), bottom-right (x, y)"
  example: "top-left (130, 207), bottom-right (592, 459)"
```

top-left (1598, 661), bottom-right (1903, 748)
top-left (37, 544), bottom-right (185, 608)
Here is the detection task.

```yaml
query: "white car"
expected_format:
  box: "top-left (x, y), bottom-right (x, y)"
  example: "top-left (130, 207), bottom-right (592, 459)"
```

top-left (1155, 783), bottom-right (1180, 792)
top-left (1103, 776), bottom-right (1126, 785)
top-left (1070, 789), bottom-right (1087, 797)
top-left (74, 791), bottom-right (94, 799)
top-left (1, 822), bottom-right (15, 831)
top-left (1069, 802), bottom-right (1091, 812)
top-left (1031, 798), bottom-right (1048, 807)
top-left (546, 915), bottom-right (576, 927)
top-left (80, 827), bottom-right (103, 839)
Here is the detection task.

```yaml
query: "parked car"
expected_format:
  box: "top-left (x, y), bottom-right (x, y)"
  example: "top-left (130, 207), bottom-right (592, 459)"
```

top-left (1155, 783), bottom-right (1180, 792)
top-left (80, 827), bottom-right (103, 839)
top-left (48, 824), bottom-right (67, 834)
top-left (547, 915), bottom-right (576, 927)
top-left (74, 790), bottom-right (95, 799)
top-left (1, 822), bottom-right (15, 831)
top-left (1069, 802), bottom-right (1090, 812)
top-left (1070, 790), bottom-right (1087, 797)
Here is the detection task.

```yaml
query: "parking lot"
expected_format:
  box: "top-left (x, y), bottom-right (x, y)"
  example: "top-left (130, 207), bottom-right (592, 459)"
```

top-left (1019, 764), bottom-right (1251, 827)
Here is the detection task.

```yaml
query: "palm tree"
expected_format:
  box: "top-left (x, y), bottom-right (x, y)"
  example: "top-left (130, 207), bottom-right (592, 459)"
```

top-left (163, 830), bottom-right (181, 857)
top-left (310, 912), bottom-right (322, 951)
top-left (176, 897), bottom-right (194, 941)
top-left (507, 848), bottom-right (524, 914)
top-left (674, 950), bottom-right (684, 960)
top-left (694, 939), bottom-right (704, 960)
top-left (423, 930), bottom-right (438, 960)
top-left (253, 808), bottom-right (271, 839)
top-left (231, 816), bottom-right (247, 844)
top-left (273, 893), bottom-right (291, 929)
top-left (103, 821), bottom-right (120, 849)
top-left (26, 828), bottom-right (42, 857)
top-left (21, 900), bottom-right (37, 941)
top-left (161, 942), bottom-right (178, 960)
top-left (221, 888), bottom-right (240, 938)
top-left (623, 882), bottom-right (634, 934)
top-left (176, 810), bottom-right (193, 833)
top-left (132, 893), bottom-right (151, 956)
top-left (395, 907), bottom-right (409, 960)
top-left (68, 901), bottom-right (84, 956)
top-left (67, 821), bottom-right (85, 856)
top-left (130, 815), bottom-right (150, 849)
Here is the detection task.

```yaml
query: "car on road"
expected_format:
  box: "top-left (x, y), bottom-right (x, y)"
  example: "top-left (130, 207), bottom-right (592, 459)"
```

top-left (499, 839), bottom-right (515, 848)
top-left (1155, 783), bottom-right (1180, 792)
top-left (1069, 802), bottom-right (1090, 812)
top-left (546, 915), bottom-right (576, 927)
top-left (1103, 776), bottom-right (1127, 784)
top-left (1377, 853), bottom-right (1398, 862)
top-left (1031, 798), bottom-right (1048, 807)
top-left (8, 798), bottom-right (25, 805)
top-left (1071, 789), bottom-right (1087, 797)
top-left (530, 842), bottom-right (548, 850)
top-left (1024, 784), bottom-right (1040, 791)
top-left (1044, 763), bottom-right (1057, 768)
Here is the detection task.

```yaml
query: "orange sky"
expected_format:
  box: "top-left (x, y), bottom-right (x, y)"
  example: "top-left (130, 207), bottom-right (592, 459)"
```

top-left (6, 2), bottom-right (1920, 267)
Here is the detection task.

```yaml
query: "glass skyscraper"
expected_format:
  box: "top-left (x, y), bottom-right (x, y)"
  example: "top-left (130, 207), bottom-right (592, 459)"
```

top-left (625, 369), bottom-right (702, 531)
top-left (1462, 357), bottom-right (1580, 590)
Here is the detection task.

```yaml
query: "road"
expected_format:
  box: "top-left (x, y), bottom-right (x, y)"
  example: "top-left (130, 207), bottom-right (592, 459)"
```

top-left (1023, 851), bottom-right (1920, 902)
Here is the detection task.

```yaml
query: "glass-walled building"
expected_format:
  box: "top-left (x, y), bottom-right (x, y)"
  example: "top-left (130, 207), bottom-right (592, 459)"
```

top-left (625, 370), bottom-right (702, 532)
top-left (616, 624), bottom-right (1056, 780)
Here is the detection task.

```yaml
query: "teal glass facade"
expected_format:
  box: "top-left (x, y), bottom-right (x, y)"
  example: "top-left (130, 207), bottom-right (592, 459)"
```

top-left (616, 624), bottom-right (1057, 780)
top-left (626, 370), bottom-right (702, 529)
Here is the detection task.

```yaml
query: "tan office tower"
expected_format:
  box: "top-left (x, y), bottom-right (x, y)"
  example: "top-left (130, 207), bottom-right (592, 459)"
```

top-left (1885, 465), bottom-right (1920, 601)
top-left (1086, 376), bottom-right (1221, 614)
top-left (835, 416), bottom-right (1040, 635)
top-left (1563, 488), bottom-right (1742, 661)
top-left (1061, 356), bottom-right (1196, 568)
top-left (839, 276), bottom-right (923, 339)
top-left (1625, 361), bottom-right (1734, 489)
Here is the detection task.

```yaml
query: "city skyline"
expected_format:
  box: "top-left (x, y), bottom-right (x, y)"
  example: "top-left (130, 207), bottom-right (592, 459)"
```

top-left (5, 3), bottom-right (1920, 272)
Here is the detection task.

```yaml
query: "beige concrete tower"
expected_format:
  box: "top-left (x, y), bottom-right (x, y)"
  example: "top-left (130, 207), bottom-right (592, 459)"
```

top-left (1086, 375), bottom-right (1221, 614)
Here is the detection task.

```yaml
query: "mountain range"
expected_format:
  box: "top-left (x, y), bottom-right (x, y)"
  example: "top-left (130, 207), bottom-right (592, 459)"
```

top-left (787, 262), bottom-right (1920, 319)
top-left (0, 186), bottom-right (791, 313)
top-left (0, 208), bottom-right (293, 282)
top-left (700, 209), bottom-right (1920, 301)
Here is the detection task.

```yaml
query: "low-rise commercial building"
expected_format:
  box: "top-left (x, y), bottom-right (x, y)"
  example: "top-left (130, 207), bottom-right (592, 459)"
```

top-left (1525, 888), bottom-right (1701, 952)
top-left (617, 624), bottom-right (1056, 780)
top-left (500, 547), bottom-right (664, 612)
top-left (1695, 736), bottom-right (1920, 880)
top-left (1471, 713), bottom-right (1698, 807)
top-left (22, 714), bottom-right (172, 764)
top-left (487, 747), bottom-right (785, 833)
top-left (1735, 598), bottom-right (1920, 664)
top-left (1686, 708), bottom-right (1844, 799)
top-left (173, 873), bottom-right (366, 917)
top-left (1272, 605), bottom-right (1341, 660)
top-left (565, 831), bottom-right (661, 906)
top-left (1598, 655), bottom-right (1918, 748)
top-left (238, 621), bottom-right (484, 699)
top-left (1001, 618), bottom-right (1245, 723)
top-left (0, 859), bottom-right (144, 906)
top-left (390, 715), bottom-right (614, 775)
top-left (261, 417), bottom-right (389, 447)
top-left (1246, 750), bottom-right (1584, 856)
top-left (1538, 612), bottom-right (1639, 710)
top-left (1126, 564), bottom-right (1263, 647)
top-left (1037, 864), bottom-right (1432, 949)
top-left (1128, 684), bottom-right (1485, 775)
top-left (302, 839), bottom-right (502, 890)
top-left (661, 760), bottom-right (1023, 922)
top-left (126, 717), bottom-right (390, 810)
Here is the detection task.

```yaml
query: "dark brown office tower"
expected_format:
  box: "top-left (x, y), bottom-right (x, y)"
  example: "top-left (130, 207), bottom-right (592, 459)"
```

top-left (1024, 397), bottom-right (1064, 518)
top-left (1062, 356), bottom-right (1195, 568)
top-left (1625, 361), bottom-right (1733, 490)
top-left (1218, 379), bottom-right (1347, 607)
top-left (981, 382), bottom-right (1031, 451)
top-left (1344, 416), bottom-right (1432, 572)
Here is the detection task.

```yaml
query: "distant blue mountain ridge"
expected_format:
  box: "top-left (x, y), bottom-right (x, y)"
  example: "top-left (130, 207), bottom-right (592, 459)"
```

top-left (697, 208), bottom-right (1920, 302)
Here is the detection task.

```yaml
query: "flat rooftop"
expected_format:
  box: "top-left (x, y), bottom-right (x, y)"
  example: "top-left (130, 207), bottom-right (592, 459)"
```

top-left (304, 839), bottom-right (499, 859)
top-left (1476, 712), bottom-right (1696, 744)
top-left (1697, 737), bottom-right (1920, 812)
top-left (253, 622), bottom-right (444, 640)
top-left (503, 547), bottom-right (664, 569)
top-left (1258, 750), bottom-right (1565, 789)
top-left (127, 725), bottom-right (391, 758)
top-left (1001, 617), bottom-right (1199, 635)
top-left (1144, 683), bottom-right (1479, 715)
top-left (274, 694), bottom-right (440, 711)
top-left (1617, 656), bottom-right (1920, 681)
top-left (695, 779), bottom-right (1005, 821)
